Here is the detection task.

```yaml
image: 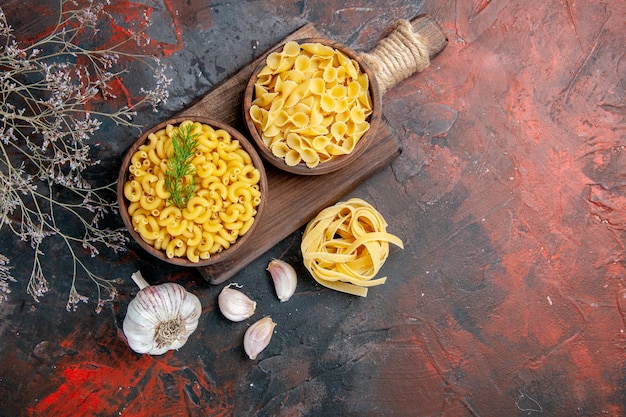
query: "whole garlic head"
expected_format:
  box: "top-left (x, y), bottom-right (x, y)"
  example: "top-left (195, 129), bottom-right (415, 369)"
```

top-left (123, 270), bottom-right (202, 355)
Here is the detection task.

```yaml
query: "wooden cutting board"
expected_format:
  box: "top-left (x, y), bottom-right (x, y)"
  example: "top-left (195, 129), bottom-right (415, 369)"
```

top-left (176, 15), bottom-right (447, 284)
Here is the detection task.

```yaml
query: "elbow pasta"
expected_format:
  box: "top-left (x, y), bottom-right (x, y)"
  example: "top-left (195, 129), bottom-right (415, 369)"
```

top-left (249, 41), bottom-right (373, 168)
top-left (123, 120), bottom-right (263, 263)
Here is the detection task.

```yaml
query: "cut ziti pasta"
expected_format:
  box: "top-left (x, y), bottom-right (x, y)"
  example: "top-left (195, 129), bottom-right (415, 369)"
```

top-left (249, 41), bottom-right (373, 168)
top-left (301, 198), bottom-right (403, 296)
top-left (123, 120), bottom-right (262, 263)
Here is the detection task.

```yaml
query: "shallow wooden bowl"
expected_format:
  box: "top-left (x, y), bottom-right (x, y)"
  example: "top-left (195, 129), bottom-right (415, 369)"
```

top-left (243, 38), bottom-right (382, 176)
top-left (117, 116), bottom-right (268, 267)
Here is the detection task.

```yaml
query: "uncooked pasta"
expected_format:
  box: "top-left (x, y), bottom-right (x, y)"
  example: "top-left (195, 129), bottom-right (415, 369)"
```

top-left (249, 41), bottom-right (373, 168)
top-left (301, 198), bottom-right (403, 296)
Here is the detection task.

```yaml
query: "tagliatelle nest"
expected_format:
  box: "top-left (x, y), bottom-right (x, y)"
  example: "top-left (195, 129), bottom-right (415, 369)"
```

top-left (300, 198), bottom-right (403, 297)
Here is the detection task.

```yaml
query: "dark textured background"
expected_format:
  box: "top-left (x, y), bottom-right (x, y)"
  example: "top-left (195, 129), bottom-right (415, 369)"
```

top-left (0, 0), bottom-right (624, 416)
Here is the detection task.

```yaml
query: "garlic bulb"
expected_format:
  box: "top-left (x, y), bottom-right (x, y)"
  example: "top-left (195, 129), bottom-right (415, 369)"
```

top-left (267, 259), bottom-right (297, 302)
top-left (218, 283), bottom-right (256, 322)
top-left (244, 316), bottom-right (276, 360)
top-left (123, 270), bottom-right (202, 355)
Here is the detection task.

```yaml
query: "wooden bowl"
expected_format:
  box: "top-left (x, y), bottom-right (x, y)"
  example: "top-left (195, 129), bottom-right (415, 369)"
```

top-left (243, 38), bottom-right (382, 175)
top-left (117, 116), bottom-right (268, 267)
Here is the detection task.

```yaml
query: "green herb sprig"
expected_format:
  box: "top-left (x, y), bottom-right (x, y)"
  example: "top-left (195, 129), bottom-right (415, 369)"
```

top-left (164, 124), bottom-right (200, 209)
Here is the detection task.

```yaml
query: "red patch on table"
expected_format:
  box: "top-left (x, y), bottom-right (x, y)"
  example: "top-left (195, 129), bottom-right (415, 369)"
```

top-left (29, 325), bottom-right (234, 416)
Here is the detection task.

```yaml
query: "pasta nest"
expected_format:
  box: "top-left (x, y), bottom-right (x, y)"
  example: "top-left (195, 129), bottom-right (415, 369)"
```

top-left (249, 41), bottom-right (373, 168)
top-left (301, 198), bottom-right (403, 296)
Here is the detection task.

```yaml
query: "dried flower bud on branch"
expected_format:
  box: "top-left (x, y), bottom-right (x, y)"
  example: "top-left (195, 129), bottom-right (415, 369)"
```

top-left (0, 0), bottom-right (172, 311)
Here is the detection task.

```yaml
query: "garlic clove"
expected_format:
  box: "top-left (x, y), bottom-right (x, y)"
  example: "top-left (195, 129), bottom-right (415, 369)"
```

top-left (244, 316), bottom-right (276, 360)
top-left (267, 258), bottom-right (297, 302)
top-left (218, 283), bottom-right (256, 322)
top-left (123, 270), bottom-right (202, 355)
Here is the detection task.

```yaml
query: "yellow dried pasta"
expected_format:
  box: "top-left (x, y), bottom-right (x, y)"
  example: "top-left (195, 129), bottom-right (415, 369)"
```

top-left (250, 41), bottom-right (373, 168)
top-left (301, 198), bottom-right (403, 297)
top-left (123, 120), bottom-right (262, 263)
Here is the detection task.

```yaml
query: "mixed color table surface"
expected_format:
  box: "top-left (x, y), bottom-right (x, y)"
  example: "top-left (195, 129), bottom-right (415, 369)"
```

top-left (1, 0), bottom-right (624, 416)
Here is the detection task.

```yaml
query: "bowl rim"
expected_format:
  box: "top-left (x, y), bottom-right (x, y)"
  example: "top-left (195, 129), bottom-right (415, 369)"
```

top-left (242, 37), bottom-right (382, 176)
top-left (116, 116), bottom-right (268, 267)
